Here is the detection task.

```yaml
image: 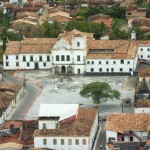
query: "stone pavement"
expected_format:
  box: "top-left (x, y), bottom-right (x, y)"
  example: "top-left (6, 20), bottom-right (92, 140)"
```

top-left (13, 70), bottom-right (136, 119)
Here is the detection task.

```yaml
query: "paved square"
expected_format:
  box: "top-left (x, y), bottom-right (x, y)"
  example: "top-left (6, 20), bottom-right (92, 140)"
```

top-left (13, 71), bottom-right (136, 119)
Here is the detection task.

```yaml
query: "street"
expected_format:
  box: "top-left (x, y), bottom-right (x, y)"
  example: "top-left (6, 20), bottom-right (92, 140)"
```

top-left (2, 71), bottom-right (40, 120)
top-left (95, 122), bottom-right (106, 150)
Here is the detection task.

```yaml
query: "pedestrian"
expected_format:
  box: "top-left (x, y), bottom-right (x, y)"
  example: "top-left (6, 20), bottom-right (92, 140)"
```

top-left (100, 145), bottom-right (102, 150)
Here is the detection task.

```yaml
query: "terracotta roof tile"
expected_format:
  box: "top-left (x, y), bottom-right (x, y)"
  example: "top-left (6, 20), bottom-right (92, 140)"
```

top-left (5, 41), bottom-right (21, 55)
top-left (136, 99), bottom-right (150, 107)
top-left (5, 38), bottom-right (57, 55)
top-left (34, 108), bottom-right (98, 137)
top-left (105, 113), bottom-right (150, 133)
top-left (87, 40), bottom-right (138, 59)
top-left (17, 11), bottom-right (38, 19)
top-left (0, 82), bottom-right (22, 92)
top-left (92, 18), bottom-right (113, 26)
top-left (1, 120), bottom-right (22, 129)
top-left (49, 11), bottom-right (70, 18)
top-left (138, 68), bottom-right (150, 77)
top-left (58, 29), bottom-right (93, 44)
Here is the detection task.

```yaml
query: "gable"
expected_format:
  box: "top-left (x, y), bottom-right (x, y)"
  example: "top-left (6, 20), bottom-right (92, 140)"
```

top-left (53, 38), bottom-right (71, 50)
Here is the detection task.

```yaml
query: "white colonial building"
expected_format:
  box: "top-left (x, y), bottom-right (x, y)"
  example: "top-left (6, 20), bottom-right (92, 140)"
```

top-left (105, 113), bottom-right (150, 149)
top-left (3, 29), bottom-right (150, 75)
top-left (33, 104), bottom-right (99, 150)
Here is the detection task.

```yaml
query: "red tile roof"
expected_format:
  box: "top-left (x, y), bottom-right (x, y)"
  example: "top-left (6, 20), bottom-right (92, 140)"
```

top-left (105, 113), bottom-right (150, 133)
top-left (34, 108), bottom-right (98, 137)
top-left (2, 120), bottom-right (22, 129)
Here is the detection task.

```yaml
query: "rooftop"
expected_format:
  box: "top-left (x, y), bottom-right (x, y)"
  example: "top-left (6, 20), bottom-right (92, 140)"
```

top-left (34, 108), bottom-right (98, 137)
top-left (5, 39), bottom-right (57, 55)
top-left (105, 113), bottom-right (150, 133)
top-left (136, 99), bottom-right (150, 107)
top-left (38, 104), bottom-right (79, 121)
top-left (49, 11), bottom-right (70, 18)
top-left (0, 120), bottom-right (38, 145)
top-left (5, 30), bottom-right (150, 58)
top-left (0, 82), bottom-right (22, 116)
top-left (87, 40), bottom-right (138, 59)
top-left (1, 120), bottom-right (23, 129)
top-left (92, 18), bottom-right (113, 26)
top-left (138, 68), bottom-right (150, 77)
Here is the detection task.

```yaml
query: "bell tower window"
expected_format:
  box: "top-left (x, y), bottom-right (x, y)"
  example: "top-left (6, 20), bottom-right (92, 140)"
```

top-left (77, 42), bottom-right (80, 47)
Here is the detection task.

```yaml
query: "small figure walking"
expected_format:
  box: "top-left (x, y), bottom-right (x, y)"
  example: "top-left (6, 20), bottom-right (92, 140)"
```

top-left (100, 145), bottom-right (102, 150)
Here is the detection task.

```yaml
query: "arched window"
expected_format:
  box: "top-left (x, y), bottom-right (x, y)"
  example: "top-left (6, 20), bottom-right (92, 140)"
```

top-left (77, 42), bottom-right (80, 47)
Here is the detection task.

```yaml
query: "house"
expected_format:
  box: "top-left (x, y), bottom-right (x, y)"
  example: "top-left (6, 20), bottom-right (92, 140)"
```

top-left (33, 104), bottom-right (99, 150)
top-left (3, 3), bottom-right (14, 14)
top-left (13, 7), bottom-right (40, 19)
top-left (0, 82), bottom-right (24, 124)
top-left (126, 8), bottom-right (147, 19)
top-left (3, 39), bottom-right (56, 70)
top-left (3, 29), bottom-right (150, 75)
top-left (92, 18), bottom-right (113, 27)
top-left (128, 17), bottom-right (150, 33)
top-left (11, 16), bottom-right (38, 34)
top-left (48, 11), bottom-right (72, 25)
top-left (134, 68), bottom-right (150, 113)
top-left (90, 14), bottom-right (113, 27)
top-left (105, 113), bottom-right (150, 150)
top-left (0, 120), bottom-right (38, 148)
top-left (138, 68), bottom-right (150, 82)
top-left (16, 11), bottom-right (38, 19)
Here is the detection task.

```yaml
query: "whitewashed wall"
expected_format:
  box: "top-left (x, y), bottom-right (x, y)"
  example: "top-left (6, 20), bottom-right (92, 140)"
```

top-left (86, 59), bottom-right (135, 73)
top-left (106, 130), bottom-right (117, 142)
top-left (134, 108), bottom-right (150, 113)
top-left (3, 54), bottom-right (52, 70)
top-left (3, 55), bottom-right (19, 70)
top-left (39, 120), bottom-right (58, 129)
top-left (20, 54), bottom-right (52, 70)
top-left (134, 131), bottom-right (147, 141)
top-left (0, 86), bottom-right (24, 124)
top-left (34, 136), bottom-right (89, 150)
top-left (89, 112), bottom-right (99, 149)
top-left (52, 37), bottom-right (86, 74)
top-left (138, 47), bottom-right (150, 60)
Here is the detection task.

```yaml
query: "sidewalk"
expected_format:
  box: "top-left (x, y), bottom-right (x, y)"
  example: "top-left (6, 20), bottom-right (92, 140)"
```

top-left (5, 91), bottom-right (26, 120)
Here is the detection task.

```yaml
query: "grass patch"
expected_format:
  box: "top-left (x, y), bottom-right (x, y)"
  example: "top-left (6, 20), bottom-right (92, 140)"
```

top-left (114, 18), bottom-right (128, 26)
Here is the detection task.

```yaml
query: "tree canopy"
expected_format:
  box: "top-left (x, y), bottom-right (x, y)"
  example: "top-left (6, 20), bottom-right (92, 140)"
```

top-left (36, 21), bottom-right (61, 38)
top-left (65, 20), bottom-right (108, 39)
top-left (76, 7), bottom-right (126, 19)
top-left (79, 82), bottom-right (121, 104)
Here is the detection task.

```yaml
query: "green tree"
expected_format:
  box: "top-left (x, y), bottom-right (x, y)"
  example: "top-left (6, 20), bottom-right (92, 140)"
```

top-left (93, 22), bottom-right (108, 39)
top-left (37, 21), bottom-right (61, 38)
top-left (8, 32), bottom-right (22, 41)
top-left (129, 27), bottom-right (145, 40)
top-left (146, 3), bottom-right (150, 17)
top-left (79, 82), bottom-right (121, 104)
top-left (137, 0), bottom-right (144, 6)
top-left (0, 28), bottom-right (9, 51)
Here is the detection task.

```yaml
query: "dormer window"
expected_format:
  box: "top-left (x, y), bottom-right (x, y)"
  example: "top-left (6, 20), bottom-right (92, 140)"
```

top-left (77, 42), bottom-right (80, 47)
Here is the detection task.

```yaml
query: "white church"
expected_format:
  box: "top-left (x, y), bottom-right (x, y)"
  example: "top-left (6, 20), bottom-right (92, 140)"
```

top-left (3, 29), bottom-right (150, 75)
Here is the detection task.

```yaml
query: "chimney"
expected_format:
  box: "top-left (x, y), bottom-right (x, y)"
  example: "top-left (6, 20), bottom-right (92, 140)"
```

top-left (131, 30), bottom-right (136, 40)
